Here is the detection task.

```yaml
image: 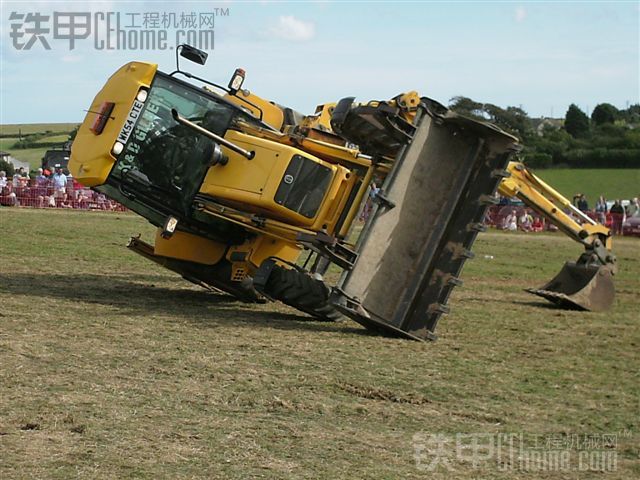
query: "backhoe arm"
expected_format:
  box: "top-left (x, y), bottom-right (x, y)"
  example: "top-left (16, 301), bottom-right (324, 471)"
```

top-left (497, 161), bottom-right (616, 311)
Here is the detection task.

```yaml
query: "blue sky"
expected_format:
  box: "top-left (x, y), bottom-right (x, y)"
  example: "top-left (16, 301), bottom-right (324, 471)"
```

top-left (1, 1), bottom-right (638, 124)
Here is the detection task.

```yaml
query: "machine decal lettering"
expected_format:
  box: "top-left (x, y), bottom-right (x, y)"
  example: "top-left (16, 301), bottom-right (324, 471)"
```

top-left (117, 100), bottom-right (145, 144)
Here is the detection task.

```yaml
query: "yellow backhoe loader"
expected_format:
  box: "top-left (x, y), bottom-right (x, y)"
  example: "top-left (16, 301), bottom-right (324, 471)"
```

top-left (69, 45), bottom-right (617, 341)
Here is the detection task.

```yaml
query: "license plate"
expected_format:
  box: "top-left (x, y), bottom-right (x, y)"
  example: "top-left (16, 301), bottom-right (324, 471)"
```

top-left (117, 100), bottom-right (145, 145)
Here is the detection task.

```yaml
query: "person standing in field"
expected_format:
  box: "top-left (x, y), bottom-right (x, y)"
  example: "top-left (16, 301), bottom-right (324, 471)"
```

top-left (609, 200), bottom-right (625, 235)
top-left (52, 167), bottom-right (67, 201)
top-left (34, 169), bottom-right (49, 208)
top-left (35, 168), bottom-right (47, 185)
top-left (577, 194), bottom-right (589, 212)
top-left (628, 197), bottom-right (640, 218)
top-left (12, 169), bottom-right (22, 188)
top-left (595, 195), bottom-right (607, 224)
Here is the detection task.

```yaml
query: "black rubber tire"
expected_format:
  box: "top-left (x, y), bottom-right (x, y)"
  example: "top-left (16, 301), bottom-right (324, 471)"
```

top-left (264, 265), bottom-right (343, 322)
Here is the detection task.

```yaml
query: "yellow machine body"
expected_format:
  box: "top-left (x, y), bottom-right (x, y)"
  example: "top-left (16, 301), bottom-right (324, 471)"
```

top-left (69, 58), bottom-right (618, 339)
top-left (70, 62), bottom-right (158, 186)
top-left (69, 62), bottom-right (360, 290)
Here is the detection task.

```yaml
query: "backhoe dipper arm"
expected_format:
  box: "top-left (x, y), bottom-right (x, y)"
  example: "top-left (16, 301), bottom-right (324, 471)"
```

top-left (497, 161), bottom-right (616, 311)
top-left (499, 162), bottom-right (615, 268)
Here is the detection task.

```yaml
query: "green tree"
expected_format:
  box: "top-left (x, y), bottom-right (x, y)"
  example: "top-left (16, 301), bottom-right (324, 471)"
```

top-left (620, 104), bottom-right (640, 124)
top-left (591, 103), bottom-right (619, 126)
top-left (564, 104), bottom-right (590, 138)
top-left (448, 96), bottom-right (485, 119)
top-left (0, 159), bottom-right (15, 176)
top-left (449, 97), bottom-right (532, 139)
top-left (68, 125), bottom-right (79, 142)
top-left (484, 104), bottom-right (532, 140)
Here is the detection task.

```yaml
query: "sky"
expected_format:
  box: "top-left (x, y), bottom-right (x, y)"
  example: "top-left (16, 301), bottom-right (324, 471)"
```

top-left (0, 0), bottom-right (638, 124)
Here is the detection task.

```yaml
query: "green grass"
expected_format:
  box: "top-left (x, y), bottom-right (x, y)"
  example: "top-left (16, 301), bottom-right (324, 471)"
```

top-left (0, 123), bottom-right (78, 136)
top-left (0, 137), bottom-right (18, 151)
top-left (0, 208), bottom-right (638, 479)
top-left (3, 147), bottom-right (50, 170)
top-left (536, 168), bottom-right (640, 203)
top-left (0, 130), bottom-right (73, 170)
top-left (34, 134), bottom-right (70, 144)
top-left (0, 135), bottom-right (49, 170)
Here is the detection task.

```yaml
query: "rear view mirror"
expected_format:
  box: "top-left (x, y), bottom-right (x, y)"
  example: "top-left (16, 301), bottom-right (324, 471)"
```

top-left (179, 44), bottom-right (208, 65)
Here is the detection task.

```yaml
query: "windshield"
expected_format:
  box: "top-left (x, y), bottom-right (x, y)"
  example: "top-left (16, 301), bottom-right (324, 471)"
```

top-left (111, 73), bottom-right (242, 214)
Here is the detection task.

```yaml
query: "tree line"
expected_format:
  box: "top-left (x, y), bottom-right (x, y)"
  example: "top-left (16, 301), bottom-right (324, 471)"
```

top-left (448, 97), bottom-right (640, 168)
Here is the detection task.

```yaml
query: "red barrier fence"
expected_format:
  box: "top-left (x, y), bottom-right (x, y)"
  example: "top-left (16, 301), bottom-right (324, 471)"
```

top-left (1, 177), bottom-right (126, 211)
top-left (484, 205), bottom-right (635, 236)
top-left (1, 177), bottom-right (638, 237)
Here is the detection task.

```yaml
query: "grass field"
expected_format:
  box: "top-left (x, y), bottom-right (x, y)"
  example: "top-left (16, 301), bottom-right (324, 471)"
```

top-left (537, 168), bottom-right (640, 204)
top-left (0, 125), bottom-right (75, 170)
top-left (34, 134), bottom-right (70, 144)
top-left (0, 137), bottom-right (18, 153)
top-left (0, 208), bottom-right (639, 479)
top-left (0, 136), bottom-right (49, 170)
top-left (0, 123), bottom-right (78, 136)
top-left (2, 147), bottom-right (50, 170)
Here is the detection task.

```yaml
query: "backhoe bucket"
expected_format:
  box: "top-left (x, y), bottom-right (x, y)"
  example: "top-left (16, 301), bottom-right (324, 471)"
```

top-left (331, 103), bottom-right (520, 341)
top-left (526, 262), bottom-right (614, 311)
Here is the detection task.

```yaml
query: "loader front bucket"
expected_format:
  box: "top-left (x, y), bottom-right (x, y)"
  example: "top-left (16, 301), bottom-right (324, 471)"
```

top-left (525, 262), bottom-right (614, 311)
top-left (331, 102), bottom-right (520, 341)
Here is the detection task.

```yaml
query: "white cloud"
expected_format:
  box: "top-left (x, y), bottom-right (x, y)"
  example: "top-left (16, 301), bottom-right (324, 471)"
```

top-left (515, 6), bottom-right (527, 22)
top-left (268, 15), bottom-right (315, 42)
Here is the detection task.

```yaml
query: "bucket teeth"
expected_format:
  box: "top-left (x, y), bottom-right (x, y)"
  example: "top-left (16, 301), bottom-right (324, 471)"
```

top-left (491, 170), bottom-right (511, 179)
top-left (467, 222), bottom-right (487, 233)
top-left (478, 194), bottom-right (500, 206)
top-left (429, 303), bottom-right (451, 315)
top-left (527, 288), bottom-right (571, 302)
top-left (526, 288), bottom-right (587, 310)
top-left (491, 169), bottom-right (511, 179)
top-left (462, 249), bottom-right (476, 259)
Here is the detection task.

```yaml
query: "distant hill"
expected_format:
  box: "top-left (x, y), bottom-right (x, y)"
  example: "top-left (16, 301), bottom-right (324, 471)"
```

top-left (0, 123), bottom-right (79, 170)
top-left (0, 123), bottom-right (79, 136)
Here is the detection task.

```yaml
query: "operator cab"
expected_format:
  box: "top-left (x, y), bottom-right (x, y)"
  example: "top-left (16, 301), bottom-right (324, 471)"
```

top-left (109, 72), bottom-right (259, 215)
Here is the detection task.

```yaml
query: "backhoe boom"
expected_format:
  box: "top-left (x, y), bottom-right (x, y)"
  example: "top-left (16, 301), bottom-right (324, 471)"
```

top-left (498, 161), bottom-right (616, 311)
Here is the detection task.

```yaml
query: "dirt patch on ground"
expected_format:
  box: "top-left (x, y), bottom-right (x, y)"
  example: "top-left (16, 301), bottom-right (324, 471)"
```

top-left (339, 382), bottom-right (431, 405)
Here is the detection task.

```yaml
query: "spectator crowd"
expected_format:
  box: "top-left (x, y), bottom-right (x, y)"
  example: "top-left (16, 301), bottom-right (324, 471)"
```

top-left (0, 168), bottom-right (125, 211)
top-left (486, 193), bottom-right (640, 237)
top-left (3, 168), bottom-right (639, 237)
